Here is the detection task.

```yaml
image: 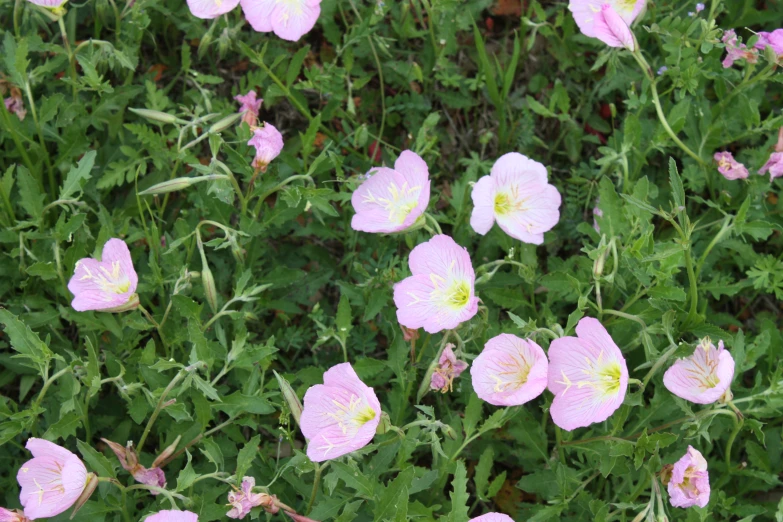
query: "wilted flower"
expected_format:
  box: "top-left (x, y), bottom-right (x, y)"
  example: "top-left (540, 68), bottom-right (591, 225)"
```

top-left (470, 514), bottom-right (514, 522)
top-left (4, 93), bottom-right (26, 121)
top-left (227, 477), bottom-right (277, 519)
top-left (713, 151), bottom-right (749, 180)
top-left (668, 446), bottom-right (710, 508)
top-left (351, 150), bottom-right (431, 234)
top-left (101, 439), bottom-right (166, 492)
top-left (0, 508), bottom-right (31, 522)
top-left (754, 29), bottom-right (783, 56)
top-left (471, 334), bottom-right (548, 406)
top-left (430, 344), bottom-right (469, 393)
top-left (68, 238), bottom-right (139, 312)
top-left (568, 0), bottom-right (645, 46)
top-left (186, 0), bottom-right (239, 18)
top-left (234, 91), bottom-right (262, 127)
top-left (695, 2), bottom-right (705, 11)
top-left (240, 0), bottom-right (322, 41)
top-left (400, 325), bottom-right (420, 342)
top-left (657, 66), bottom-right (668, 75)
top-left (300, 363), bottom-right (381, 462)
top-left (663, 338), bottom-right (734, 404)
top-left (145, 511), bottom-right (199, 522)
top-left (470, 152), bottom-right (561, 245)
top-left (722, 29), bottom-right (759, 68)
top-left (393, 235), bottom-right (479, 334)
top-left (547, 318), bottom-right (629, 431)
top-left (759, 152), bottom-right (783, 181)
top-left (593, 201), bottom-right (603, 232)
top-left (17, 439), bottom-right (89, 520)
top-left (248, 123), bottom-right (284, 172)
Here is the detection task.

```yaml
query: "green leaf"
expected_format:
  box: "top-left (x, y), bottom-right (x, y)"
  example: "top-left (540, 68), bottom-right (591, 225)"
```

top-left (17, 166), bottom-right (45, 219)
top-left (474, 446), bottom-right (494, 499)
top-left (286, 45), bottom-right (309, 87)
top-left (336, 293), bottom-right (353, 342)
top-left (0, 308), bottom-right (52, 371)
top-left (235, 434), bottom-right (260, 483)
top-left (447, 461), bottom-right (470, 522)
top-left (374, 466), bottom-right (413, 522)
top-left (43, 412), bottom-right (82, 441)
top-left (78, 439), bottom-right (116, 478)
top-left (176, 450), bottom-right (198, 491)
top-left (59, 150), bottom-right (96, 201)
top-left (669, 157), bottom-right (685, 210)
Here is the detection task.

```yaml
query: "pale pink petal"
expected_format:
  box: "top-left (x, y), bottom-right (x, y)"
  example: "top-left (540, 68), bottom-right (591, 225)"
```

top-left (494, 183), bottom-right (561, 245)
top-left (25, 438), bottom-right (77, 462)
top-left (133, 467), bottom-right (166, 489)
top-left (394, 151), bottom-right (431, 219)
top-left (186, 0), bottom-right (239, 19)
top-left (393, 275), bottom-right (450, 332)
top-left (100, 239), bottom-right (138, 294)
top-left (668, 446), bottom-right (710, 508)
top-left (18, 454), bottom-right (87, 519)
top-left (469, 176), bottom-right (497, 235)
top-left (145, 510), bottom-right (199, 522)
top-left (408, 234), bottom-right (474, 279)
top-left (470, 514), bottom-right (515, 522)
top-left (24, 0), bottom-right (66, 6)
top-left (240, 0), bottom-right (274, 32)
top-left (490, 152), bottom-right (548, 186)
top-left (269, 0), bottom-right (321, 41)
top-left (547, 318), bottom-right (628, 431)
top-left (471, 334), bottom-right (548, 406)
top-left (593, 4), bottom-right (635, 50)
top-left (568, 0), bottom-right (644, 37)
top-left (759, 152), bottom-right (783, 181)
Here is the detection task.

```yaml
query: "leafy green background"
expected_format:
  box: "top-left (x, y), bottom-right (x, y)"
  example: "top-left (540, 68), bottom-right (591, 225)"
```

top-left (1, 0), bottom-right (782, 520)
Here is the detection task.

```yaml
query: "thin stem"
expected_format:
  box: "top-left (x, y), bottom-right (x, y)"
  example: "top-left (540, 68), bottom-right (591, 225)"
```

top-left (683, 244), bottom-right (699, 327)
top-left (695, 216), bottom-right (732, 278)
top-left (33, 367), bottom-right (72, 408)
top-left (554, 426), bottom-right (566, 464)
top-left (424, 213), bottom-right (442, 235)
top-left (602, 309), bottom-right (646, 330)
top-left (253, 174), bottom-right (314, 216)
top-left (57, 16), bottom-right (79, 101)
top-left (306, 462), bottom-right (328, 515)
top-left (724, 401), bottom-right (744, 472)
top-left (641, 342), bottom-right (679, 389)
top-left (158, 417), bottom-right (236, 466)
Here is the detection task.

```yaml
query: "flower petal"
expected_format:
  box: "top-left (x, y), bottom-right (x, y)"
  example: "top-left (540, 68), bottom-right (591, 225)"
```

top-left (469, 176), bottom-right (497, 235)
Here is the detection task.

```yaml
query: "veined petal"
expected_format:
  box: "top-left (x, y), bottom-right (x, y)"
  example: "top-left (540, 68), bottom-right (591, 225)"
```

top-left (663, 339), bottom-right (734, 404)
top-left (351, 167), bottom-right (425, 233)
top-left (186, 0), bottom-right (240, 19)
top-left (269, 0), bottom-right (321, 41)
top-left (494, 182), bottom-right (561, 244)
top-left (490, 152), bottom-right (548, 186)
top-left (470, 514), bottom-right (515, 522)
top-left (101, 239), bottom-right (138, 294)
top-left (408, 235), bottom-right (474, 281)
top-left (593, 4), bottom-right (635, 50)
top-left (471, 334), bottom-right (548, 406)
top-left (469, 176), bottom-right (497, 235)
top-left (240, 0), bottom-right (274, 32)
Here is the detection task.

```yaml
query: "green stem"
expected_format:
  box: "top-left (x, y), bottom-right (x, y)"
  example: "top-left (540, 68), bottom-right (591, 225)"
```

top-left (253, 174), bottom-right (314, 216)
top-left (724, 408), bottom-right (743, 473)
top-left (158, 417), bottom-right (236, 467)
top-left (554, 426), bottom-right (566, 464)
top-left (24, 81), bottom-right (56, 198)
top-left (602, 309), bottom-right (646, 330)
top-left (683, 244), bottom-right (699, 327)
top-left (306, 462), bottom-right (328, 515)
top-left (695, 216), bottom-right (732, 278)
top-left (33, 367), bottom-right (72, 408)
top-left (424, 213), bottom-right (442, 235)
top-left (641, 342), bottom-right (679, 389)
top-left (57, 16), bottom-right (79, 101)
top-left (0, 98), bottom-right (36, 181)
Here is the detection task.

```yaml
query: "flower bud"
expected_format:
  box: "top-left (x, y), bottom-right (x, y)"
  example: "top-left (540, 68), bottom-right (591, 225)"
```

top-left (209, 112), bottom-right (243, 134)
top-left (70, 472), bottom-right (99, 519)
top-left (659, 464), bottom-right (673, 486)
top-left (201, 263), bottom-right (218, 313)
top-left (139, 175), bottom-right (229, 195)
top-left (273, 370), bottom-right (303, 427)
top-left (375, 411), bottom-right (391, 435)
top-left (440, 423), bottom-right (457, 440)
top-left (129, 108), bottom-right (183, 125)
top-left (152, 435), bottom-right (181, 468)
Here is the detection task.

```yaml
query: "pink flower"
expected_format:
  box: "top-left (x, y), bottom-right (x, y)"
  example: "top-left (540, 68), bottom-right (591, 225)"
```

top-left (68, 238), bottom-right (139, 312)
top-left (186, 0), bottom-right (239, 18)
top-left (759, 152), bottom-right (783, 181)
top-left (24, 0), bottom-right (66, 7)
top-left (470, 514), bottom-right (514, 522)
top-left (0, 508), bottom-right (30, 522)
top-left (568, 0), bottom-right (645, 42)
top-left (470, 153), bottom-right (561, 245)
top-left (754, 29), bottom-right (783, 55)
top-left (17, 438), bottom-right (89, 520)
top-left (227, 477), bottom-right (277, 519)
top-left (547, 318), bottom-right (628, 431)
top-left (248, 123), bottom-right (284, 172)
top-left (471, 334), bottom-right (548, 406)
top-left (713, 151), bottom-right (749, 180)
top-left (663, 338), bottom-right (734, 405)
top-left (592, 4), bottom-right (635, 50)
top-left (722, 29), bottom-right (759, 68)
top-left (430, 344), bottom-right (469, 393)
top-left (284, 514), bottom-right (320, 522)
top-left (393, 235), bottom-right (479, 334)
top-left (240, 0), bottom-right (321, 42)
top-left (668, 446), bottom-right (710, 508)
top-left (4, 96), bottom-right (26, 121)
top-left (300, 363), bottom-right (381, 462)
top-left (351, 150), bottom-right (431, 234)
top-left (234, 91), bottom-right (262, 127)
top-left (145, 511), bottom-right (199, 522)
top-left (101, 439), bottom-right (166, 492)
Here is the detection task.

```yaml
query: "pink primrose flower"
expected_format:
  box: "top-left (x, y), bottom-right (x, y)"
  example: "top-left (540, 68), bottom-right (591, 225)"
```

top-left (0, 508), bottom-right (31, 522)
top-left (469, 514), bottom-right (515, 522)
top-left (234, 91), bottom-right (262, 127)
top-left (568, 0), bottom-right (645, 41)
top-left (240, 0), bottom-right (321, 42)
top-left (547, 318), bottom-right (628, 431)
top-left (67, 238), bottom-right (139, 312)
top-left (430, 344), bottom-right (469, 393)
top-left (663, 338), bottom-right (734, 405)
top-left (393, 235), bottom-right (479, 334)
top-left (300, 363), bottom-right (381, 462)
top-left (713, 151), bottom-right (749, 180)
top-left (593, 4), bottom-right (635, 50)
top-left (248, 123), bottom-right (284, 172)
top-left (759, 152), bottom-right (783, 181)
top-left (754, 29), bottom-right (783, 55)
top-left (17, 439), bottom-right (89, 520)
top-left (471, 334), bottom-right (548, 407)
top-left (470, 152), bottom-right (561, 245)
top-left (186, 0), bottom-right (239, 19)
top-left (101, 439), bottom-right (166, 492)
top-left (145, 511), bottom-right (199, 522)
top-left (351, 150), bottom-right (431, 234)
top-left (722, 29), bottom-right (759, 68)
top-left (668, 446), bottom-right (710, 508)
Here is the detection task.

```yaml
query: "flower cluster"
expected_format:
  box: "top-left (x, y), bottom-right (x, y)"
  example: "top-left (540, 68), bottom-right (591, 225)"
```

top-left (184, 0), bottom-right (320, 41)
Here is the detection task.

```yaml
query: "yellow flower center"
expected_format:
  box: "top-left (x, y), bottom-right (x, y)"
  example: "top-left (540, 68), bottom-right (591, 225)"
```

top-left (355, 407), bottom-right (377, 426)
top-left (446, 280), bottom-right (471, 309)
top-left (494, 192), bottom-right (512, 215)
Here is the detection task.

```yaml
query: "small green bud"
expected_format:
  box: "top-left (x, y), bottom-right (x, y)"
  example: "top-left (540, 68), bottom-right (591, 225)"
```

top-left (70, 473), bottom-right (99, 519)
top-left (201, 263), bottom-right (218, 313)
top-left (274, 370), bottom-right (303, 427)
top-left (129, 108), bottom-right (182, 125)
top-left (375, 411), bottom-right (391, 435)
top-left (209, 112), bottom-right (243, 134)
top-left (138, 175), bottom-right (228, 195)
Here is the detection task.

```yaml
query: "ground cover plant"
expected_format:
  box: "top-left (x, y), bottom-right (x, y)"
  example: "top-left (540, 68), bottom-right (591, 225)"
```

top-left (1, 0), bottom-right (782, 520)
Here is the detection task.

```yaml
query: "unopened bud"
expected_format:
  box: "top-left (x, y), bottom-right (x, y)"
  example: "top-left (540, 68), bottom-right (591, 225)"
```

top-left (273, 370), bottom-right (302, 427)
top-left (401, 325), bottom-right (419, 342)
top-left (152, 435), bottom-right (182, 468)
top-left (162, 398), bottom-right (177, 409)
top-left (139, 175), bottom-right (229, 195)
top-left (718, 388), bottom-right (733, 404)
top-left (593, 250), bottom-right (607, 278)
top-left (441, 423), bottom-right (457, 440)
top-left (375, 411), bottom-right (391, 435)
top-left (201, 263), bottom-right (218, 313)
top-left (209, 112), bottom-right (243, 134)
top-left (659, 464), bottom-right (673, 485)
top-left (129, 108), bottom-right (182, 125)
top-left (70, 473), bottom-right (99, 519)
